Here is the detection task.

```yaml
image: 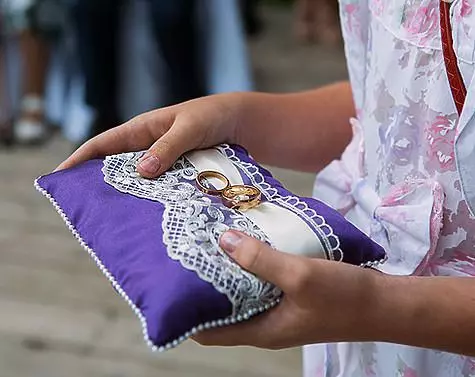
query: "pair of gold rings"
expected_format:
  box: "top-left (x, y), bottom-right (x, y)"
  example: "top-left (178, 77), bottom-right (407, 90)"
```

top-left (196, 170), bottom-right (261, 211)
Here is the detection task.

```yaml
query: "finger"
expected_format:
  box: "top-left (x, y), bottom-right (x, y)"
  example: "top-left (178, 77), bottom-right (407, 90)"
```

top-left (192, 301), bottom-right (288, 348)
top-left (55, 109), bottom-right (174, 172)
top-left (54, 128), bottom-right (121, 172)
top-left (219, 230), bottom-right (310, 292)
top-left (136, 116), bottom-right (199, 178)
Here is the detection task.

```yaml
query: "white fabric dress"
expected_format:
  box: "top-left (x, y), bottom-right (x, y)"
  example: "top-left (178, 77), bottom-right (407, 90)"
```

top-left (307, 1), bottom-right (475, 376)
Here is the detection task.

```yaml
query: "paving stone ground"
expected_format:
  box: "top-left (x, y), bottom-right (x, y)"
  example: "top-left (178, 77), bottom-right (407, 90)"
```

top-left (0, 5), bottom-right (346, 377)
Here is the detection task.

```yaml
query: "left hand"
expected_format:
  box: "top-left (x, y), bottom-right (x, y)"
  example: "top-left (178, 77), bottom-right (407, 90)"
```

top-left (193, 230), bottom-right (378, 349)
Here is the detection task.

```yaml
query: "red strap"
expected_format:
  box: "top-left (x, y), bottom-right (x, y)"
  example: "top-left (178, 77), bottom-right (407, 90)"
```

top-left (440, 1), bottom-right (467, 115)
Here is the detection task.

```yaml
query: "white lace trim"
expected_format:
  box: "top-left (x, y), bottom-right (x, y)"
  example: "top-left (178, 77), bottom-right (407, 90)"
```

top-left (34, 178), bottom-right (280, 352)
top-left (102, 151), bottom-right (281, 317)
top-left (216, 145), bottom-right (344, 261)
top-left (101, 146), bottom-right (347, 318)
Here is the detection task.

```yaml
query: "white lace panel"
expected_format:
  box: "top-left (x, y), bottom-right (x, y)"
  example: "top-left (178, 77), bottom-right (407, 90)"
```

top-left (102, 146), bottom-right (342, 315)
top-left (102, 151), bottom-right (281, 316)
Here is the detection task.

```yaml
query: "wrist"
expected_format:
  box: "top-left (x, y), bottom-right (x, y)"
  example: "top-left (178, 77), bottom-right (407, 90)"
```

top-left (232, 91), bottom-right (278, 147)
top-left (365, 275), bottom-right (475, 355)
top-left (313, 262), bottom-right (386, 343)
top-left (327, 267), bottom-right (403, 343)
top-left (343, 268), bottom-right (386, 342)
top-left (362, 273), bottom-right (421, 344)
top-left (199, 91), bottom-right (259, 147)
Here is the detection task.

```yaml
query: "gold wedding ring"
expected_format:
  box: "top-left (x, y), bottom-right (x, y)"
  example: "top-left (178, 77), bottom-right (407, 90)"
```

top-left (196, 170), bottom-right (262, 211)
top-left (221, 185), bottom-right (262, 211)
top-left (196, 170), bottom-right (230, 196)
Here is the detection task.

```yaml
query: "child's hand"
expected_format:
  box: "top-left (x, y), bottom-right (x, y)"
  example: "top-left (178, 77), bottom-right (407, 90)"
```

top-left (55, 93), bottom-right (249, 178)
top-left (192, 230), bottom-right (377, 349)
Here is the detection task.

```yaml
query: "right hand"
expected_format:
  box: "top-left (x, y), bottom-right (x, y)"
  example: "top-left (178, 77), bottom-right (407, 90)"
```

top-left (55, 93), bottom-right (247, 178)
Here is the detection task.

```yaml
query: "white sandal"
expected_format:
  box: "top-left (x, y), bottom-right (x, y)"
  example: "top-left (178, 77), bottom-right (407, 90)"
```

top-left (14, 95), bottom-right (48, 144)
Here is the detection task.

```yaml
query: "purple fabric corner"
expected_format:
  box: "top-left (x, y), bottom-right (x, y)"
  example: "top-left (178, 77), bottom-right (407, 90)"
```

top-left (37, 159), bottom-right (232, 347)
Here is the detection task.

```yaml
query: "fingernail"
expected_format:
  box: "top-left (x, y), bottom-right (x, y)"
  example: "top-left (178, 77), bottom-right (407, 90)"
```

top-left (138, 155), bottom-right (161, 175)
top-left (220, 231), bottom-right (243, 253)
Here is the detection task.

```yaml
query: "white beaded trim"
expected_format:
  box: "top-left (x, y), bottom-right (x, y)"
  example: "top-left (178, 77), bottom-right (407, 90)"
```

top-left (34, 178), bottom-right (280, 352)
top-left (359, 254), bottom-right (388, 268)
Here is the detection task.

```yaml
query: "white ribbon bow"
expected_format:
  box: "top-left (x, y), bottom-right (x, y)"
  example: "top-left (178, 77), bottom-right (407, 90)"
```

top-left (314, 119), bottom-right (444, 275)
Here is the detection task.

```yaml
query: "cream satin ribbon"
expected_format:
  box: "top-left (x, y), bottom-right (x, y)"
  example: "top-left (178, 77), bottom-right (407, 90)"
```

top-left (185, 149), bottom-right (326, 259)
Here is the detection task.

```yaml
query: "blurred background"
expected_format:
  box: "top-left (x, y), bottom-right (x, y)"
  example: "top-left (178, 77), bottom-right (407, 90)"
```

top-left (0, 0), bottom-right (347, 376)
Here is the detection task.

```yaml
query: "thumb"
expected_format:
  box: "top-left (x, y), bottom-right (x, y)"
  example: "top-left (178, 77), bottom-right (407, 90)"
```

top-left (136, 121), bottom-right (195, 178)
top-left (220, 230), bottom-right (306, 291)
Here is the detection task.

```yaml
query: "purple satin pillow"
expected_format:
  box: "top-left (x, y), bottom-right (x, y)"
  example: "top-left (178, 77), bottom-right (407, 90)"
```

top-left (35, 144), bottom-right (385, 352)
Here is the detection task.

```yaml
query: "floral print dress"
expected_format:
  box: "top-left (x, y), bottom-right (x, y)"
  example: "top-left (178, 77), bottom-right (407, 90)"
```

top-left (307, 1), bottom-right (475, 376)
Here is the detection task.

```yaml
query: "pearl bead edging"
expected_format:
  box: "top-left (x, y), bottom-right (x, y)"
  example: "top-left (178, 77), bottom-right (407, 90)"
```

top-left (34, 178), bottom-right (280, 352)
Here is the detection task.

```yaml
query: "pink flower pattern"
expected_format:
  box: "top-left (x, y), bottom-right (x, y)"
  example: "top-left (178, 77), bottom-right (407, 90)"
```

top-left (343, 1), bottom-right (362, 38)
top-left (402, 3), bottom-right (439, 45)
top-left (306, 1), bottom-right (475, 376)
top-left (425, 115), bottom-right (457, 174)
top-left (462, 358), bottom-right (475, 377)
top-left (371, 0), bottom-right (384, 17)
top-left (397, 356), bottom-right (419, 377)
top-left (456, 0), bottom-right (473, 21)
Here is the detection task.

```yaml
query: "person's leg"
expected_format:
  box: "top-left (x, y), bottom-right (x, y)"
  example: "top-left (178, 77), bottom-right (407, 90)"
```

top-left (0, 41), bottom-right (14, 145)
top-left (20, 30), bottom-right (49, 97)
top-left (239, 0), bottom-right (263, 37)
top-left (295, 0), bottom-right (341, 46)
top-left (13, 28), bottom-right (51, 144)
top-left (148, 0), bottom-right (204, 105)
top-left (72, 0), bottom-right (122, 137)
top-left (316, 0), bottom-right (341, 46)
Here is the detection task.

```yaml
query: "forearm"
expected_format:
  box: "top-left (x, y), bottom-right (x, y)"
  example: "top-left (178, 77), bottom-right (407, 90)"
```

top-left (235, 81), bottom-right (355, 172)
top-left (366, 274), bottom-right (475, 356)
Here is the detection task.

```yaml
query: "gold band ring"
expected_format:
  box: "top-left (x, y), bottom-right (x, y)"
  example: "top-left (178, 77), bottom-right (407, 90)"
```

top-left (221, 185), bottom-right (262, 211)
top-left (196, 170), bottom-right (230, 196)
